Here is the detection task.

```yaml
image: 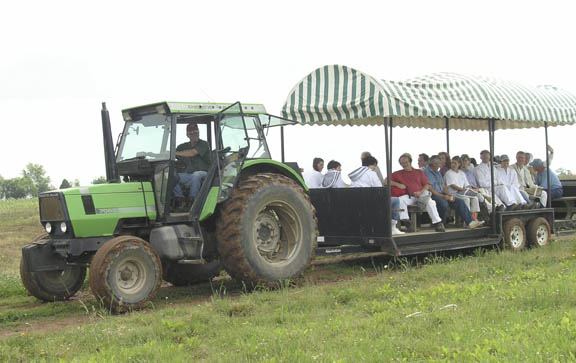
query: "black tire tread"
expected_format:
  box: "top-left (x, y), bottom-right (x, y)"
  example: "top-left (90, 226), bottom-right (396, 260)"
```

top-left (216, 173), bottom-right (317, 286)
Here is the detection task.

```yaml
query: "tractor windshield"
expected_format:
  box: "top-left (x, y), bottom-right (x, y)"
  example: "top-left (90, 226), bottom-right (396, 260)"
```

top-left (116, 113), bottom-right (172, 162)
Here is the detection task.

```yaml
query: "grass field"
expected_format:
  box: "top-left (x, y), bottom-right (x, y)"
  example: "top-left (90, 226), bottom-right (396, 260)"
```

top-left (1, 199), bottom-right (576, 361)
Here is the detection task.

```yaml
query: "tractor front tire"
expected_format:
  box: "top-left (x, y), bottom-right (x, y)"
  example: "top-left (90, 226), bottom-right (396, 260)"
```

top-left (164, 260), bottom-right (222, 286)
top-left (89, 236), bottom-right (162, 313)
top-left (20, 233), bottom-right (86, 302)
top-left (216, 173), bottom-right (317, 287)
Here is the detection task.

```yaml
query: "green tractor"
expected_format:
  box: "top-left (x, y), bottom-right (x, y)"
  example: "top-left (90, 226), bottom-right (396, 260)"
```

top-left (20, 102), bottom-right (317, 312)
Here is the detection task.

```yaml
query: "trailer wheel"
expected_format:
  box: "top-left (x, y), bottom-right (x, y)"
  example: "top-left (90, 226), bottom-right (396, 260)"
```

top-left (527, 217), bottom-right (551, 247)
top-left (20, 233), bottom-right (86, 301)
top-left (502, 218), bottom-right (526, 251)
top-left (163, 260), bottom-right (222, 286)
top-left (90, 236), bottom-right (162, 312)
top-left (216, 173), bottom-right (317, 286)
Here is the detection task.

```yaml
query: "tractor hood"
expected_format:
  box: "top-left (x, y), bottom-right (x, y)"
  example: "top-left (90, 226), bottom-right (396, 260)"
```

top-left (40, 182), bottom-right (156, 238)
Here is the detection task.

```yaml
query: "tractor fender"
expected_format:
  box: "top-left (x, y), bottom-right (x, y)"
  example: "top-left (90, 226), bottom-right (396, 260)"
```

top-left (240, 160), bottom-right (308, 190)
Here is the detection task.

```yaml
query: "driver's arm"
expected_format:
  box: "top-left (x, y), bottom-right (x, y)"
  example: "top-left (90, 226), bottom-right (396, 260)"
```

top-left (176, 149), bottom-right (199, 157)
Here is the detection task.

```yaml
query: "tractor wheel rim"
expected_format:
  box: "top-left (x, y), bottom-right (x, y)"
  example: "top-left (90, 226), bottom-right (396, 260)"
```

top-left (116, 259), bottom-right (146, 294)
top-left (253, 201), bottom-right (302, 264)
top-left (536, 225), bottom-right (548, 245)
top-left (510, 226), bottom-right (524, 248)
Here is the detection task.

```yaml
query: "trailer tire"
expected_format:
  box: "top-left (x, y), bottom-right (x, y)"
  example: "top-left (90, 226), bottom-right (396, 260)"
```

top-left (20, 233), bottom-right (86, 302)
top-left (502, 218), bottom-right (526, 251)
top-left (527, 217), bottom-right (551, 247)
top-left (90, 236), bottom-right (162, 313)
top-left (216, 173), bottom-right (317, 287)
top-left (163, 260), bottom-right (222, 286)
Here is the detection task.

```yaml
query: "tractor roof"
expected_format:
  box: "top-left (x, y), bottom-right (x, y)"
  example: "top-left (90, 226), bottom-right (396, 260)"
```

top-left (122, 102), bottom-right (267, 121)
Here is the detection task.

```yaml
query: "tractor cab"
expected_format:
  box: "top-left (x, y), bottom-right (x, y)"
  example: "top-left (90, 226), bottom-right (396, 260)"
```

top-left (115, 102), bottom-right (294, 220)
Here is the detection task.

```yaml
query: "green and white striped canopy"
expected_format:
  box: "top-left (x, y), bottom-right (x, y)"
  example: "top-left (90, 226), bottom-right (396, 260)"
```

top-left (281, 65), bottom-right (576, 130)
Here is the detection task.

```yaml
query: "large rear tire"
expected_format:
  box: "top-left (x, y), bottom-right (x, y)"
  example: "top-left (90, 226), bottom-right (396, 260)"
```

top-left (216, 173), bottom-right (317, 286)
top-left (527, 217), bottom-right (551, 247)
top-left (89, 236), bottom-right (162, 312)
top-left (20, 233), bottom-right (86, 302)
top-left (502, 218), bottom-right (526, 252)
top-left (163, 260), bottom-right (222, 286)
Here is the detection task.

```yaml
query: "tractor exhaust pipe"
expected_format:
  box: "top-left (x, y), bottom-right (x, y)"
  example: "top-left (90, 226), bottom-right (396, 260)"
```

top-left (101, 102), bottom-right (120, 183)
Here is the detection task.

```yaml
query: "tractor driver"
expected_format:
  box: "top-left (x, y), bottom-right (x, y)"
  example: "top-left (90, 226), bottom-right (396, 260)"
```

top-left (173, 123), bottom-right (211, 208)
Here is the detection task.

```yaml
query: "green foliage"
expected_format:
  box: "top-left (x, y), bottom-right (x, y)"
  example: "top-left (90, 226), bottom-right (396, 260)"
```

top-left (91, 176), bottom-right (107, 185)
top-left (59, 179), bottom-right (71, 189)
top-left (1, 177), bottom-right (37, 199)
top-left (21, 163), bottom-right (52, 195)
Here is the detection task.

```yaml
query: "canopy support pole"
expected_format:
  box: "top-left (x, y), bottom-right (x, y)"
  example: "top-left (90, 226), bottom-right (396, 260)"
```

top-left (489, 119), bottom-right (497, 233)
top-left (545, 122), bottom-right (551, 208)
top-left (445, 117), bottom-right (450, 154)
top-left (280, 126), bottom-right (285, 163)
top-left (389, 118), bottom-right (394, 165)
top-left (384, 117), bottom-right (392, 238)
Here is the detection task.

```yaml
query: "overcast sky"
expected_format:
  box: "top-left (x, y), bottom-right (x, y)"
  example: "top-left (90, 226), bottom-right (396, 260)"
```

top-left (2, 0), bottom-right (576, 186)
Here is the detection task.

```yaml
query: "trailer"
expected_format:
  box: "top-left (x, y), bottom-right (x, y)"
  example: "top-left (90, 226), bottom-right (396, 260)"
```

top-left (281, 65), bottom-right (576, 257)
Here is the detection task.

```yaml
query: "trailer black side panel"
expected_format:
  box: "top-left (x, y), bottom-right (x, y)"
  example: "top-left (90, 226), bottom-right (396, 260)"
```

top-left (309, 188), bottom-right (390, 237)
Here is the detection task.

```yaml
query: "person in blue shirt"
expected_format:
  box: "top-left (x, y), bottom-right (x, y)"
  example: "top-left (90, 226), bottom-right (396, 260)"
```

top-left (531, 158), bottom-right (563, 201)
top-left (423, 155), bottom-right (484, 229)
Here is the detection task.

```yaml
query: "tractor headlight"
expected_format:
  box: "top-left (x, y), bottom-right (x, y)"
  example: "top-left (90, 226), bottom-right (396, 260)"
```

top-left (45, 222), bottom-right (52, 234)
top-left (60, 222), bottom-right (67, 233)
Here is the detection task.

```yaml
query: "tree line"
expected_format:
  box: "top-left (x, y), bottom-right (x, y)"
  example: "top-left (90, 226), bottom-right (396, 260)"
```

top-left (0, 163), bottom-right (106, 199)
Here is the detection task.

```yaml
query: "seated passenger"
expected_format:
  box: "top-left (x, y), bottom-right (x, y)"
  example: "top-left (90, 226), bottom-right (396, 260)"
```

top-left (511, 151), bottom-right (547, 207)
top-left (526, 146), bottom-right (554, 180)
top-left (473, 150), bottom-right (515, 210)
top-left (349, 156), bottom-right (381, 187)
top-left (532, 158), bottom-right (563, 204)
top-left (350, 156), bottom-right (405, 235)
top-left (461, 154), bottom-right (475, 172)
top-left (496, 154), bottom-right (528, 208)
top-left (321, 160), bottom-right (347, 188)
top-left (303, 157), bottom-right (324, 188)
top-left (460, 154), bottom-right (478, 187)
top-left (445, 156), bottom-right (488, 216)
top-left (391, 153), bottom-right (445, 232)
top-left (361, 151), bottom-right (385, 184)
top-left (418, 153), bottom-right (429, 169)
top-left (438, 151), bottom-right (451, 176)
top-left (174, 123), bottom-right (211, 207)
top-left (424, 156), bottom-right (484, 229)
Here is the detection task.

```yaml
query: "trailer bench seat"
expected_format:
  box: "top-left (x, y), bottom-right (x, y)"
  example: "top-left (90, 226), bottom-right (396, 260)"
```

top-left (553, 196), bottom-right (576, 220)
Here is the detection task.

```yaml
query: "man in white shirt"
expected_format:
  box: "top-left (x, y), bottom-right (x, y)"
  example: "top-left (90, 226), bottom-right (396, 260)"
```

top-left (496, 154), bottom-right (528, 208)
top-left (303, 157), bottom-right (324, 189)
top-left (472, 150), bottom-right (515, 210)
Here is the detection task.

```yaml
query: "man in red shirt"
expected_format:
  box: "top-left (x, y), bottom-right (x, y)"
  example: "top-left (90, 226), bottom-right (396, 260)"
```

top-left (391, 153), bottom-right (445, 232)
